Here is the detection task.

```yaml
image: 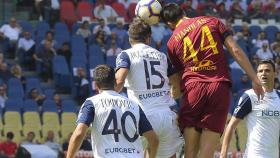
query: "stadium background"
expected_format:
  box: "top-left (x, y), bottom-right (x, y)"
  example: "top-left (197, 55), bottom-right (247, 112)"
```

top-left (0, 0), bottom-right (279, 157)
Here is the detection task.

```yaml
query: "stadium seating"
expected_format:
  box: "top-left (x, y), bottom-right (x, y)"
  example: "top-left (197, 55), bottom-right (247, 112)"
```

top-left (248, 25), bottom-right (262, 39)
top-left (52, 55), bottom-right (72, 89)
top-left (60, 1), bottom-right (78, 25)
top-left (112, 2), bottom-right (128, 21)
top-left (60, 112), bottom-right (76, 142)
top-left (128, 3), bottom-right (137, 22)
top-left (77, 1), bottom-right (93, 20)
top-left (264, 25), bottom-right (279, 43)
top-left (61, 99), bottom-right (78, 113)
top-left (19, 20), bottom-right (33, 33)
top-left (42, 99), bottom-right (57, 112)
top-left (23, 99), bottom-right (39, 112)
top-left (42, 112), bottom-right (60, 142)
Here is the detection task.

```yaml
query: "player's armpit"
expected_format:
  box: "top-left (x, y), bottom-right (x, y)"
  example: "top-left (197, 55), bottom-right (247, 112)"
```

top-left (169, 71), bottom-right (182, 99)
top-left (142, 130), bottom-right (159, 158)
top-left (66, 123), bottom-right (89, 158)
top-left (115, 68), bottom-right (129, 93)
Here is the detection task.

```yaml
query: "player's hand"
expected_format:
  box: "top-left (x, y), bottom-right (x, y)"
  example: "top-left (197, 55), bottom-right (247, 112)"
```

top-left (252, 78), bottom-right (264, 100)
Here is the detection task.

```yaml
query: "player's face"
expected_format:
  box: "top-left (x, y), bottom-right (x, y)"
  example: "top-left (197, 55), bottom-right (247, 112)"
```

top-left (257, 63), bottom-right (275, 86)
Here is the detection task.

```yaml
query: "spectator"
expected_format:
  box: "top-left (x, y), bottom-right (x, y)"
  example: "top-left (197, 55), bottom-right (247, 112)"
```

top-left (111, 18), bottom-right (127, 47)
top-left (10, 64), bottom-right (26, 90)
top-left (74, 67), bottom-right (89, 104)
top-left (40, 31), bottom-right (57, 49)
top-left (80, 132), bottom-right (92, 151)
top-left (57, 42), bottom-right (71, 66)
top-left (62, 133), bottom-right (72, 151)
top-left (118, 0), bottom-right (137, 9)
top-left (0, 132), bottom-right (17, 158)
top-left (33, 40), bottom-right (56, 82)
top-left (0, 33), bottom-right (10, 55)
top-left (251, 54), bottom-right (260, 70)
top-left (44, 130), bottom-right (62, 155)
top-left (53, 93), bottom-right (62, 112)
top-left (93, 30), bottom-right (108, 56)
top-left (271, 31), bottom-right (280, 47)
top-left (233, 73), bottom-right (251, 94)
top-left (252, 31), bottom-right (269, 48)
top-left (271, 43), bottom-right (280, 59)
top-left (256, 42), bottom-right (273, 60)
top-left (181, 0), bottom-right (198, 18)
top-left (247, 0), bottom-right (264, 19)
top-left (151, 23), bottom-right (167, 50)
top-left (263, 0), bottom-right (280, 21)
top-left (240, 23), bottom-right (251, 43)
top-left (21, 131), bottom-right (39, 145)
top-left (93, 0), bottom-right (118, 24)
top-left (106, 40), bottom-right (122, 56)
top-left (17, 31), bottom-right (35, 69)
top-left (217, 2), bottom-right (231, 19)
top-left (92, 18), bottom-right (111, 37)
top-left (230, 1), bottom-right (246, 19)
top-left (0, 63), bottom-right (12, 84)
top-left (0, 17), bottom-right (22, 59)
top-left (76, 21), bottom-right (91, 43)
top-left (28, 88), bottom-right (46, 106)
top-left (0, 85), bottom-right (7, 109)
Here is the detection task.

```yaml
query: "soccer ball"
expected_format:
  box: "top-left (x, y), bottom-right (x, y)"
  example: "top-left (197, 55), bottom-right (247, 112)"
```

top-left (135, 0), bottom-right (162, 25)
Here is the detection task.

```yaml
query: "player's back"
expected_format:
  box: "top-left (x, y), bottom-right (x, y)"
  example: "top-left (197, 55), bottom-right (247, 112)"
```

top-left (167, 16), bottom-right (231, 85)
top-left (88, 91), bottom-right (144, 158)
top-left (118, 43), bottom-right (176, 113)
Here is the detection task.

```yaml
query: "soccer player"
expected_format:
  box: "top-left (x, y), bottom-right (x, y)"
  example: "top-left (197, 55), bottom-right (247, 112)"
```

top-left (115, 18), bottom-right (183, 158)
top-left (66, 65), bottom-right (159, 158)
top-left (220, 60), bottom-right (280, 158)
top-left (160, 3), bottom-right (264, 158)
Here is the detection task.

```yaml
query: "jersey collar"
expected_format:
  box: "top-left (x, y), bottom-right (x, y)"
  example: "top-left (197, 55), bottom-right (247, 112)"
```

top-left (175, 17), bottom-right (189, 28)
top-left (132, 43), bottom-right (149, 49)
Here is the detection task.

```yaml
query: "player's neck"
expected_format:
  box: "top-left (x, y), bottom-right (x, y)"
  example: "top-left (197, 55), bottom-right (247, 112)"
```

top-left (263, 86), bottom-right (273, 93)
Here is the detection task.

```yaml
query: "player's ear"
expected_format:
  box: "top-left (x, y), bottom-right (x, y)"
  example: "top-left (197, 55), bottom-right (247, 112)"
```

top-left (166, 22), bottom-right (176, 30)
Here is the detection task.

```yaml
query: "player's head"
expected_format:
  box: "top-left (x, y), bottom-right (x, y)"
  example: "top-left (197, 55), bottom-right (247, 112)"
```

top-left (257, 59), bottom-right (275, 90)
top-left (128, 17), bottom-right (151, 45)
top-left (160, 3), bottom-right (185, 30)
top-left (93, 65), bottom-right (115, 91)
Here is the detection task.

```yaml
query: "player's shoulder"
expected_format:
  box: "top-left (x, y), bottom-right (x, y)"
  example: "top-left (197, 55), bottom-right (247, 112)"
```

top-left (244, 89), bottom-right (255, 97)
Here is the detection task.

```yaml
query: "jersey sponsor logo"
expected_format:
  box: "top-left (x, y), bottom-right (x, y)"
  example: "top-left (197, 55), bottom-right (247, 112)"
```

top-left (138, 90), bottom-right (170, 100)
top-left (105, 147), bottom-right (140, 154)
top-left (261, 110), bottom-right (280, 118)
top-left (99, 98), bottom-right (134, 109)
top-left (190, 60), bottom-right (217, 72)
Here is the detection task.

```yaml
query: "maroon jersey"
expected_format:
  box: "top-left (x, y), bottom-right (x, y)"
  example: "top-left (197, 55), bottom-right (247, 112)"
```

top-left (167, 16), bottom-right (232, 88)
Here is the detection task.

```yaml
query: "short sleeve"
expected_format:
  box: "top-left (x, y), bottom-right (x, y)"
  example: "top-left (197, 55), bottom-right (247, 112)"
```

top-left (138, 107), bottom-right (153, 135)
top-left (217, 19), bottom-right (233, 41)
top-left (233, 93), bottom-right (252, 119)
top-left (77, 100), bottom-right (95, 127)
top-left (116, 51), bottom-right (130, 70)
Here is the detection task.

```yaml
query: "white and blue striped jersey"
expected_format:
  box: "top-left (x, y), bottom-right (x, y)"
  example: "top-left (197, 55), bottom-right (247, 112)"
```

top-left (77, 90), bottom-right (153, 158)
top-left (116, 43), bottom-right (177, 114)
top-left (233, 89), bottom-right (280, 158)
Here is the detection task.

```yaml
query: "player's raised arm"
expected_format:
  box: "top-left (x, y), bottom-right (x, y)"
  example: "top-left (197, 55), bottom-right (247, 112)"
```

top-left (66, 123), bottom-right (88, 158)
top-left (224, 36), bottom-right (264, 100)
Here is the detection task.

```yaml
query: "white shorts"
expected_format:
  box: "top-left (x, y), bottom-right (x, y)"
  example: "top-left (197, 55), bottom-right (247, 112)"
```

top-left (143, 109), bottom-right (183, 158)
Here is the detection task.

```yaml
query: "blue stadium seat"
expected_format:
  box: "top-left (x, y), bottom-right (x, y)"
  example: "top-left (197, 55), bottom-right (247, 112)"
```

top-left (5, 99), bottom-right (23, 112)
top-left (71, 56), bottom-right (87, 70)
top-left (89, 45), bottom-right (105, 69)
top-left (36, 21), bottom-right (50, 36)
top-left (232, 25), bottom-right (242, 33)
top-left (62, 99), bottom-right (78, 113)
top-left (19, 20), bottom-right (33, 33)
top-left (42, 99), bottom-right (57, 112)
top-left (249, 25), bottom-right (262, 39)
top-left (264, 25), bottom-right (279, 43)
top-left (71, 23), bottom-right (81, 35)
top-left (54, 22), bottom-right (68, 32)
top-left (52, 55), bottom-right (72, 89)
top-left (54, 34), bottom-right (70, 49)
top-left (71, 35), bottom-right (87, 56)
top-left (26, 77), bottom-right (42, 95)
top-left (7, 78), bottom-right (24, 99)
top-left (23, 99), bottom-right (38, 112)
top-left (44, 88), bottom-right (56, 99)
top-left (106, 56), bottom-right (116, 68)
